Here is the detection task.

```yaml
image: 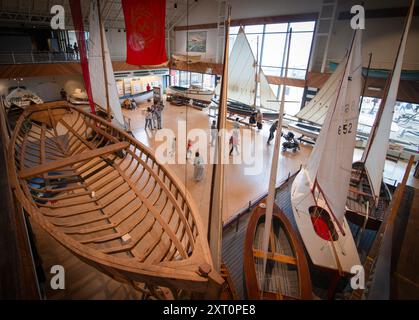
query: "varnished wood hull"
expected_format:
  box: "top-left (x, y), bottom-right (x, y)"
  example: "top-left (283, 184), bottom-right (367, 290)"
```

top-left (8, 101), bottom-right (223, 296)
top-left (244, 202), bottom-right (312, 300)
top-left (346, 161), bottom-right (391, 231)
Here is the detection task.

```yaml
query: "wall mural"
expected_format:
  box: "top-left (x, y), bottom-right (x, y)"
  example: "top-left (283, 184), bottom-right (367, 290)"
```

top-left (187, 31), bottom-right (207, 53)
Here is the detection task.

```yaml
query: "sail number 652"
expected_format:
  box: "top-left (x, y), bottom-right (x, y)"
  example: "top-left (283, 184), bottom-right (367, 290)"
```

top-left (338, 123), bottom-right (353, 135)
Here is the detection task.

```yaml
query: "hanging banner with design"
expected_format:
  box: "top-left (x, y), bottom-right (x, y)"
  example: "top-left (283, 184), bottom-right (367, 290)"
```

top-left (121, 0), bottom-right (168, 66)
top-left (69, 0), bottom-right (95, 114)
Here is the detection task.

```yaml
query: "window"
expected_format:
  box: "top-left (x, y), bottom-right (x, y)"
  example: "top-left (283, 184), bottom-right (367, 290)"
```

top-left (228, 20), bottom-right (315, 112)
top-left (170, 70), bottom-right (216, 90)
top-left (358, 98), bottom-right (419, 151)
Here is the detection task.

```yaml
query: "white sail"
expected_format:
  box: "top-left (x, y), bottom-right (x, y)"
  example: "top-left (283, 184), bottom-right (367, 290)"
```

top-left (259, 70), bottom-right (279, 111)
top-left (307, 30), bottom-right (363, 226)
top-left (295, 57), bottom-right (347, 125)
top-left (88, 0), bottom-right (124, 127)
top-left (215, 27), bottom-right (279, 110)
top-left (362, 0), bottom-right (415, 201)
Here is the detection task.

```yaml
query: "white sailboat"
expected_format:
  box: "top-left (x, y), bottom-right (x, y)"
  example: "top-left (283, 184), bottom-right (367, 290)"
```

top-left (88, 0), bottom-right (125, 128)
top-left (213, 27), bottom-right (279, 119)
top-left (346, 0), bottom-right (415, 231)
top-left (291, 29), bottom-right (363, 274)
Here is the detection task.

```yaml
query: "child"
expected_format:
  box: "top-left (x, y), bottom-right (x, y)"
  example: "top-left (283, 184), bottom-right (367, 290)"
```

top-left (193, 151), bottom-right (204, 182)
top-left (186, 139), bottom-right (193, 159)
top-left (169, 137), bottom-right (176, 157)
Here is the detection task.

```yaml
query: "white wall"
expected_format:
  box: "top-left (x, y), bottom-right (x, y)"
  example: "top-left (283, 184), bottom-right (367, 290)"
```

top-left (0, 75), bottom-right (85, 102)
top-left (324, 1), bottom-right (419, 71)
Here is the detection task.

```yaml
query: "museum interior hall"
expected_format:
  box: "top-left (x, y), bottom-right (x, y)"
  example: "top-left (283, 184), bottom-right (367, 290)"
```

top-left (0, 0), bottom-right (418, 301)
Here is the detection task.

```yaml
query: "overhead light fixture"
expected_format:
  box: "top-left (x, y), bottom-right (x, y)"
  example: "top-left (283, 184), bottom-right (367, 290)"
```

top-left (368, 86), bottom-right (383, 92)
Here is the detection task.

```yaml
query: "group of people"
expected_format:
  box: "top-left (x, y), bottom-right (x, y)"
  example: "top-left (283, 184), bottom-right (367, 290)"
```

top-left (122, 98), bottom-right (137, 110)
top-left (145, 101), bottom-right (164, 130)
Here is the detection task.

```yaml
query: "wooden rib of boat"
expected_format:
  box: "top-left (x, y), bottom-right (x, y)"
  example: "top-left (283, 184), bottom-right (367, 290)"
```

top-left (8, 101), bottom-right (223, 296)
top-left (346, 161), bottom-right (391, 231)
top-left (244, 202), bottom-right (312, 300)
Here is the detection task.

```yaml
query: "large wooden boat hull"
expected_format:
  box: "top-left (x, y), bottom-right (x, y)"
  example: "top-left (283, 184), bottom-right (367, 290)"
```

top-left (346, 162), bottom-right (391, 231)
top-left (244, 201), bottom-right (312, 300)
top-left (8, 101), bottom-right (223, 295)
top-left (291, 169), bottom-right (361, 274)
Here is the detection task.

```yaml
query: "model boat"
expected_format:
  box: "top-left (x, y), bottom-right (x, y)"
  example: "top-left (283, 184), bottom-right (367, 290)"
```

top-left (4, 87), bottom-right (43, 110)
top-left (244, 202), bottom-right (312, 299)
top-left (346, 2), bottom-right (414, 231)
top-left (291, 29), bottom-right (363, 274)
top-left (8, 101), bottom-right (222, 296)
top-left (166, 85), bottom-right (214, 104)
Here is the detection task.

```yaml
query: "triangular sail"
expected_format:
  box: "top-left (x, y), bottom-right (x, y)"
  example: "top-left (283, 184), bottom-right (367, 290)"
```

top-left (88, 0), bottom-right (124, 127)
top-left (362, 0), bottom-right (415, 201)
top-left (215, 27), bottom-right (255, 105)
top-left (306, 30), bottom-right (363, 227)
top-left (215, 27), bottom-right (278, 109)
top-left (295, 57), bottom-right (347, 125)
top-left (259, 70), bottom-right (279, 111)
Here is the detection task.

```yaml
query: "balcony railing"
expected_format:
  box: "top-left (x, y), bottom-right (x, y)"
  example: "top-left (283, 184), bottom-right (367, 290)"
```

top-left (0, 52), bottom-right (126, 64)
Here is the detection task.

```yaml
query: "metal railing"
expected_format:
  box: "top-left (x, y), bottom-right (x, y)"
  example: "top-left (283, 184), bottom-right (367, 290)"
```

top-left (0, 52), bottom-right (126, 64)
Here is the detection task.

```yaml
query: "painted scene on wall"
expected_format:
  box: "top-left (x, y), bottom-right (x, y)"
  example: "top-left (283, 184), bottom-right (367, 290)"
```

top-left (187, 31), bottom-right (207, 52)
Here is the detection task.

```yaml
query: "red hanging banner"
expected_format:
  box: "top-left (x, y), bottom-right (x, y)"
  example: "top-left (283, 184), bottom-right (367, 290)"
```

top-left (69, 0), bottom-right (95, 114)
top-left (122, 0), bottom-right (168, 66)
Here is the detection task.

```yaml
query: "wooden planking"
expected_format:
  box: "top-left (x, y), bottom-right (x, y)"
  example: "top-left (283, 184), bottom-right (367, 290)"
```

top-left (19, 142), bottom-right (129, 179)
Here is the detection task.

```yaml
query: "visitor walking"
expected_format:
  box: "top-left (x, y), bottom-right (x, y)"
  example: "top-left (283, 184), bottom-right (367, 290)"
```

top-left (186, 139), bottom-right (193, 159)
top-left (267, 120), bottom-right (278, 145)
top-left (169, 137), bottom-right (176, 157)
top-left (229, 134), bottom-right (239, 156)
top-left (193, 152), bottom-right (205, 181)
top-left (256, 110), bottom-right (263, 131)
top-left (73, 42), bottom-right (79, 59)
top-left (155, 105), bottom-right (162, 130)
top-left (210, 120), bottom-right (217, 146)
top-left (145, 107), bottom-right (153, 130)
top-left (151, 106), bottom-right (158, 129)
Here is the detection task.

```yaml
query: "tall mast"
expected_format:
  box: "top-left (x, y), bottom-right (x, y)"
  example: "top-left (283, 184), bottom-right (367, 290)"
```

top-left (260, 29), bottom-right (292, 297)
top-left (97, 0), bottom-right (111, 120)
top-left (253, 36), bottom-right (259, 107)
top-left (207, 6), bottom-right (231, 272)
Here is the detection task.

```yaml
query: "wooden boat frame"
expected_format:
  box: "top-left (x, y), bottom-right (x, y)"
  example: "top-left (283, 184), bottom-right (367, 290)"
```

top-left (244, 202), bottom-right (312, 300)
top-left (7, 101), bottom-right (223, 297)
top-left (346, 161), bottom-right (391, 231)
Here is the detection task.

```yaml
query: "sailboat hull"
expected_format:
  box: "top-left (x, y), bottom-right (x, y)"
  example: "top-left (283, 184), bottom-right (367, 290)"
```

top-left (244, 201), bottom-right (312, 300)
top-left (291, 169), bottom-right (361, 274)
top-left (212, 98), bottom-right (279, 120)
top-left (166, 86), bottom-right (214, 104)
